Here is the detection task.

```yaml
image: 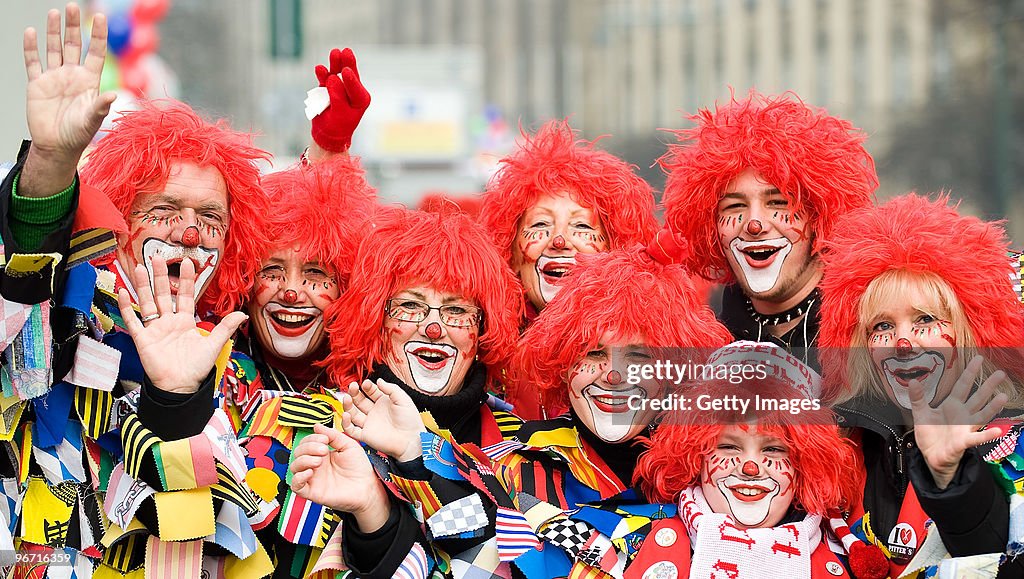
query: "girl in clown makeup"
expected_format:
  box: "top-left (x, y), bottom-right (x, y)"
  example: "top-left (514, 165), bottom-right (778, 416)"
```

top-left (479, 119), bottom-right (660, 419)
top-left (631, 377), bottom-right (886, 579)
top-left (288, 205), bottom-right (526, 576)
top-left (493, 244), bottom-right (732, 577)
top-left (819, 194), bottom-right (1024, 578)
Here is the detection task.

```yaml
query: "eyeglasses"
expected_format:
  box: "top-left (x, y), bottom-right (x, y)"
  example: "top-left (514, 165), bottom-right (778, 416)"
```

top-left (385, 298), bottom-right (483, 328)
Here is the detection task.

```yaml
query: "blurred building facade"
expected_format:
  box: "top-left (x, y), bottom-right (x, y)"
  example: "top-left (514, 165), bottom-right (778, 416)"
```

top-left (157, 0), bottom-right (1021, 237)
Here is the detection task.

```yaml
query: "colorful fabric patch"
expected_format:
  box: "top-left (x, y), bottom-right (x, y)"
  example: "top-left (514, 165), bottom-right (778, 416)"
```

top-left (495, 506), bottom-right (541, 561)
top-left (421, 432), bottom-right (466, 481)
top-left (205, 501), bottom-right (258, 560)
top-left (449, 538), bottom-right (508, 579)
top-left (6, 301), bottom-right (53, 400)
top-left (145, 536), bottom-right (203, 579)
top-left (391, 475), bottom-right (444, 518)
top-left (65, 335), bottom-right (120, 392)
top-left (75, 384), bottom-right (114, 439)
top-left (154, 487), bottom-right (216, 541)
top-left (103, 463), bottom-right (156, 530)
top-left (30, 381), bottom-right (75, 449)
top-left (277, 395), bottom-right (334, 428)
top-left (277, 488), bottom-right (328, 547)
top-left (0, 395), bottom-right (25, 440)
top-left (204, 409), bottom-right (248, 484)
top-left (0, 477), bottom-right (23, 536)
top-left (153, 435), bottom-right (218, 491)
top-left (394, 542), bottom-right (432, 579)
top-left (120, 414), bottom-right (158, 480)
top-left (20, 478), bottom-right (77, 547)
top-left (427, 494), bottom-right (489, 539)
top-left (32, 421), bottom-right (86, 484)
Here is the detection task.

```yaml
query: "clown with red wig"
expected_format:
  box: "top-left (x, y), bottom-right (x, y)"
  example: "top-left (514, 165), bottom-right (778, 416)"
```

top-left (287, 206), bottom-right (527, 576)
top-left (818, 194), bottom-right (1024, 577)
top-left (631, 366), bottom-right (887, 579)
top-left (480, 119), bottom-right (659, 419)
top-left (493, 244), bottom-right (732, 576)
top-left (659, 91), bottom-right (877, 365)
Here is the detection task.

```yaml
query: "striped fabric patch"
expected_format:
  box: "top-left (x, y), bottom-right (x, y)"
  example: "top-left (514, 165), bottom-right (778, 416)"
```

top-left (495, 506), bottom-right (541, 561)
top-left (277, 396), bottom-right (334, 428)
top-left (144, 536), bottom-right (203, 579)
top-left (277, 488), bottom-right (327, 547)
top-left (121, 414), bottom-right (159, 479)
top-left (66, 336), bottom-right (120, 392)
top-left (101, 533), bottom-right (145, 573)
top-left (307, 521), bottom-right (348, 575)
top-left (492, 410), bottom-right (524, 438)
top-left (75, 385), bottom-right (113, 439)
top-left (391, 475), bottom-right (444, 518)
top-left (68, 228), bottom-right (118, 268)
top-left (210, 462), bottom-right (261, 517)
top-left (1011, 250), bottom-right (1023, 302)
top-left (394, 542), bottom-right (431, 579)
top-left (153, 436), bottom-right (218, 491)
top-left (241, 397), bottom-right (292, 446)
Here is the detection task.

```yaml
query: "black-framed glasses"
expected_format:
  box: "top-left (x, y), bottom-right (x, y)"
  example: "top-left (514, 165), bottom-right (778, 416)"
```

top-left (385, 298), bottom-right (483, 328)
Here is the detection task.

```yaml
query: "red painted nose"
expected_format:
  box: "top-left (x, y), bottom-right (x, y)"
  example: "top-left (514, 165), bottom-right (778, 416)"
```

top-left (607, 370), bottom-right (622, 385)
top-left (425, 322), bottom-right (443, 340)
top-left (181, 226), bottom-right (201, 248)
top-left (741, 460), bottom-right (759, 477)
top-left (745, 219), bottom-right (763, 236)
top-left (896, 338), bottom-right (913, 356)
top-left (552, 235), bottom-right (566, 250)
top-left (282, 289), bottom-right (298, 304)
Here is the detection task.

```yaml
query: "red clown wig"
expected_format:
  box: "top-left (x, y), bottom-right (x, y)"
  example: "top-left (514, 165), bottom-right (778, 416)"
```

top-left (636, 378), bottom-right (863, 514)
top-left (659, 91), bottom-right (878, 282)
top-left (81, 99), bottom-right (271, 317)
top-left (480, 119), bottom-right (659, 264)
top-left (324, 206), bottom-right (523, 385)
top-left (818, 193), bottom-right (1024, 403)
top-left (259, 156), bottom-right (377, 290)
top-left (513, 246), bottom-right (734, 409)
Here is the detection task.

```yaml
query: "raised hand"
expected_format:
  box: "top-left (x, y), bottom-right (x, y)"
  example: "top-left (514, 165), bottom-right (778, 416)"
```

top-left (340, 379), bottom-right (425, 462)
top-left (117, 256), bottom-right (248, 394)
top-left (909, 355), bottom-right (1009, 489)
top-left (289, 423), bottom-right (390, 531)
top-left (21, 3), bottom-right (117, 197)
top-left (309, 47), bottom-right (370, 154)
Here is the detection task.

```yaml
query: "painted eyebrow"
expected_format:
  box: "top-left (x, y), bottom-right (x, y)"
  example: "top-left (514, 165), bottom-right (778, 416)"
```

top-left (441, 295), bottom-right (474, 305)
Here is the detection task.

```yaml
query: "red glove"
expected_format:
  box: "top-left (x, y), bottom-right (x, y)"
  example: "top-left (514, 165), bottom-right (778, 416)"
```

top-left (311, 48), bottom-right (371, 152)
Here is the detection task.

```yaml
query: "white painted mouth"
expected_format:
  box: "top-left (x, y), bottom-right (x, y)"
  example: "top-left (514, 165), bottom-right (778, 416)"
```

top-left (581, 384), bottom-right (647, 443)
top-left (882, 351), bottom-right (946, 409)
top-left (404, 341), bottom-right (459, 393)
top-left (717, 474), bottom-right (781, 527)
top-left (536, 255), bottom-right (576, 303)
top-left (729, 237), bottom-right (792, 293)
top-left (141, 237), bottom-right (220, 308)
top-left (261, 303), bottom-right (322, 358)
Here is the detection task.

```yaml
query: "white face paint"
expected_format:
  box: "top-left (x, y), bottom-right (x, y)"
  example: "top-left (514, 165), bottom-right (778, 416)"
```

top-left (403, 341), bottom-right (459, 394)
top-left (716, 474), bottom-right (783, 527)
top-left (728, 237), bottom-right (793, 293)
top-left (259, 304), bottom-right (324, 358)
top-left (536, 255), bottom-right (576, 304)
top-left (880, 352), bottom-right (947, 409)
top-left (141, 237), bottom-right (220, 307)
top-left (567, 332), bottom-right (661, 444)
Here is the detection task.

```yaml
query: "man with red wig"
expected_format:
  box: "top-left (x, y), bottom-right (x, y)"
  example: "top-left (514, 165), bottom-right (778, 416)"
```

top-left (818, 194), bottom-right (1024, 577)
top-left (0, 5), bottom-right (337, 576)
top-left (480, 119), bottom-right (659, 418)
top-left (659, 91), bottom-right (878, 363)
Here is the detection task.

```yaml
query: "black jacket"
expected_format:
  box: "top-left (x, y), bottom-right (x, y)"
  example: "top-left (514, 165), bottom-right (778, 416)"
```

top-left (836, 397), bottom-right (1022, 576)
top-left (717, 282), bottom-right (821, 371)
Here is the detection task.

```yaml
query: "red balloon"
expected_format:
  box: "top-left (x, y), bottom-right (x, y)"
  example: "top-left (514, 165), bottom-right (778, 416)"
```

top-left (130, 23), bottom-right (160, 55)
top-left (131, 0), bottom-right (171, 22)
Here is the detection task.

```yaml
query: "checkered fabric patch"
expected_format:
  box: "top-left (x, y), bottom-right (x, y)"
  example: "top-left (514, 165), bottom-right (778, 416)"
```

top-left (427, 494), bottom-right (490, 539)
top-left (539, 518), bottom-right (594, 558)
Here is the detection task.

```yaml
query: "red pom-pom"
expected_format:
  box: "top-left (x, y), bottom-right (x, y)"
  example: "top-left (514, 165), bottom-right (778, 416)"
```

top-left (645, 228), bottom-right (690, 265)
top-left (848, 541), bottom-right (889, 579)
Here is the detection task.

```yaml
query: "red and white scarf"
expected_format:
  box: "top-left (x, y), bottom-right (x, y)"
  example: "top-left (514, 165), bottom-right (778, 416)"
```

top-left (679, 486), bottom-right (822, 579)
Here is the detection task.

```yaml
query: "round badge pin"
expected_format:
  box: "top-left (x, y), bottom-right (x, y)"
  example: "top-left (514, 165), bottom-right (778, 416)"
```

top-left (654, 527), bottom-right (677, 547)
top-left (642, 561), bottom-right (678, 579)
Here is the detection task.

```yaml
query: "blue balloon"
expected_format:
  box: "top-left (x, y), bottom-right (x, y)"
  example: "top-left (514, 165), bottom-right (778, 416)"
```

top-left (107, 13), bottom-right (133, 57)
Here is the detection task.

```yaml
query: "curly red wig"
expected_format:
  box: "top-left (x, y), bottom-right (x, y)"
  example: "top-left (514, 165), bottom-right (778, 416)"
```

top-left (323, 206), bottom-right (523, 385)
top-left (480, 119), bottom-right (659, 264)
top-left (636, 378), bottom-right (863, 515)
top-left (513, 246), bottom-right (734, 409)
top-left (259, 156), bottom-right (377, 290)
top-left (818, 193), bottom-right (1024, 403)
top-left (81, 99), bottom-right (271, 317)
top-left (659, 91), bottom-right (877, 282)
